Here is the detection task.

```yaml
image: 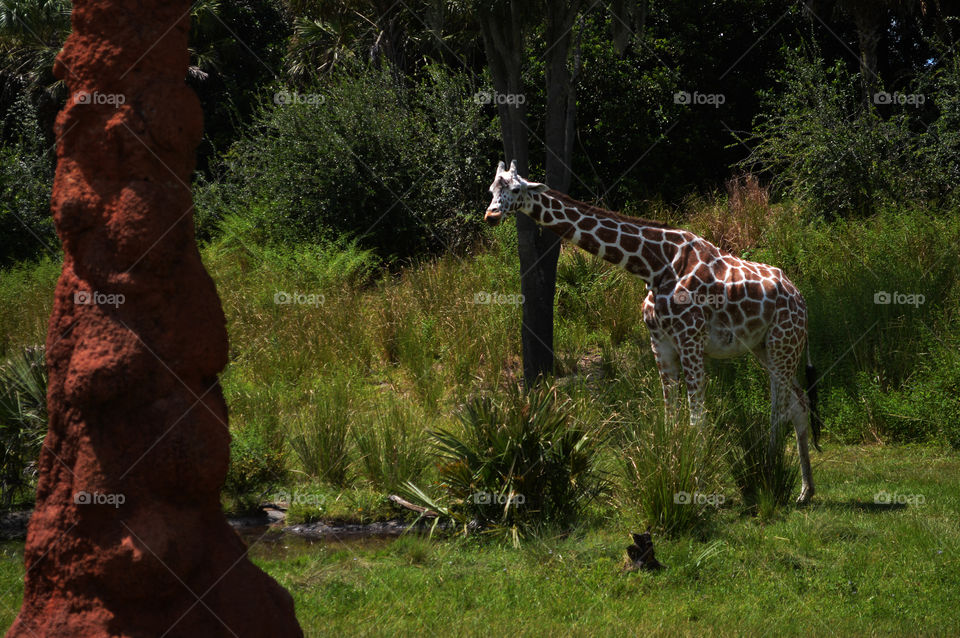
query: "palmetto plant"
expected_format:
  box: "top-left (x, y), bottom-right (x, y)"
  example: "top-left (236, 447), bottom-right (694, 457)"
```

top-left (0, 0), bottom-right (71, 94)
top-left (411, 385), bottom-right (608, 539)
top-left (0, 345), bottom-right (47, 508)
top-left (0, 0), bottom-right (229, 90)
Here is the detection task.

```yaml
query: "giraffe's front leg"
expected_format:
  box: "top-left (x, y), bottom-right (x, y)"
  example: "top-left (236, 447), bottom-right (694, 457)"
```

top-left (650, 336), bottom-right (682, 421)
top-left (676, 331), bottom-right (707, 427)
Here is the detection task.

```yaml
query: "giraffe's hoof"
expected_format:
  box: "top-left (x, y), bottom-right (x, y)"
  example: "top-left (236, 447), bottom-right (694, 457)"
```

top-left (796, 488), bottom-right (814, 505)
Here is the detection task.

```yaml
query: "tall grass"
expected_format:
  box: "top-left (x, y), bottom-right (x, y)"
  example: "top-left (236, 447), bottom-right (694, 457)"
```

top-left (0, 257), bottom-right (59, 358)
top-left (353, 399), bottom-right (432, 493)
top-left (288, 377), bottom-right (353, 487)
top-left (620, 400), bottom-right (729, 536)
top-left (1, 196), bottom-right (957, 516)
top-left (728, 416), bottom-right (800, 519)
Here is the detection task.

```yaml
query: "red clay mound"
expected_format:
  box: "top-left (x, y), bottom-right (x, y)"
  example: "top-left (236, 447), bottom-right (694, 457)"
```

top-left (6, 1), bottom-right (303, 636)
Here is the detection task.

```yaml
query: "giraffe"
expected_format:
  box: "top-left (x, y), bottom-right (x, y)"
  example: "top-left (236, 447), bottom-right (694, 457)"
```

top-left (484, 160), bottom-right (821, 503)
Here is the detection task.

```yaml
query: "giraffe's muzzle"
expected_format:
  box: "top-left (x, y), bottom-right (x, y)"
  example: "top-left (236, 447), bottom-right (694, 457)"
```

top-left (484, 209), bottom-right (503, 226)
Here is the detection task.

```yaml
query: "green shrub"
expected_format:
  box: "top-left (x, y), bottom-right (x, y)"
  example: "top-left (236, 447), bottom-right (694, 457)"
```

top-left (421, 385), bottom-right (608, 537)
top-left (0, 95), bottom-right (56, 267)
top-left (205, 64), bottom-right (498, 260)
top-left (224, 424), bottom-right (288, 513)
top-left (0, 345), bottom-right (47, 508)
top-left (915, 40), bottom-right (960, 203)
top-left (742, 45), bottom-right (945, 217)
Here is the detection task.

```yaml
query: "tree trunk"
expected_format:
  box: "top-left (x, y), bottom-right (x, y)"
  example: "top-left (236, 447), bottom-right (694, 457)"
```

top-left (844, 0), bottom-right (886, 102)
top-left (544, 3), bottom-right (580, 193)
top-left (855, 9), bottom-right (883, 101)
top-left (516, 1), bottom-right (583, 385)
top-left (481, 3), bottom-right (559, 385)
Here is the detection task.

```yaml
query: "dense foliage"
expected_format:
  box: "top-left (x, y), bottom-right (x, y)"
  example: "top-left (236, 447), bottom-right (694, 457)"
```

top-left (742, 45), bottom-right (960, 217)
top-left (421, 387), bottom-right (608, 535)
top-left (199, 65), bottom-right (498, 259)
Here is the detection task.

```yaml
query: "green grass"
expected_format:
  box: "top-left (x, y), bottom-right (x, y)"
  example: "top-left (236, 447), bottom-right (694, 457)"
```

top-left (3, 445), bottom-right (953, 636)
top-left (240, 445), bottom-right (960, 637)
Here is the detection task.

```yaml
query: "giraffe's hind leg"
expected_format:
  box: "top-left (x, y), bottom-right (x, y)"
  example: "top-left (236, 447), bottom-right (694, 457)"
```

top-left (764, 340), bottom-right (814, 504)
top-left (787, 376), bottom-right (815, 504)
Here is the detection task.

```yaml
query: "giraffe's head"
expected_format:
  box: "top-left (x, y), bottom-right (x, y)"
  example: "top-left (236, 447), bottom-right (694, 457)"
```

top-left (485, 160), bottom-right (548, 226)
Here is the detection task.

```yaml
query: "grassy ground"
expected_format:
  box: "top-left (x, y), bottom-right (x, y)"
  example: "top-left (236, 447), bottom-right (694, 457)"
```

top-left (1, 445), bottom-right (957, 636)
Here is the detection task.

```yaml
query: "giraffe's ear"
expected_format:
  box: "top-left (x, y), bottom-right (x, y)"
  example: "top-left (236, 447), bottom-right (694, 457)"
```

top-left (524, 179), bottom-right (548, 194)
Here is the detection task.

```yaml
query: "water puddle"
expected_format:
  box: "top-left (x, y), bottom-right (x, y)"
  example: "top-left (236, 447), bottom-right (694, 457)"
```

top-left (236, 524), bottom-right (418, 560)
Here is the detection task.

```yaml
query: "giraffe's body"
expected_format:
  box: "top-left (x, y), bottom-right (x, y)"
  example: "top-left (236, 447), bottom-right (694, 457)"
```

top-left (485, 161), bottom-right (820, 503)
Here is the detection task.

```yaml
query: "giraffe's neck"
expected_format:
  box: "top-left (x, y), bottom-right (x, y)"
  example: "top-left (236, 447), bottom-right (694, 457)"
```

top-left (526, 190), bottom-right (681, 288)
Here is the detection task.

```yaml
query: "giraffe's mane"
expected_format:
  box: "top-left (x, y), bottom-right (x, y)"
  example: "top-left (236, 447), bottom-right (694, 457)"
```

top-left (544, 189), bottom-right (679, 230)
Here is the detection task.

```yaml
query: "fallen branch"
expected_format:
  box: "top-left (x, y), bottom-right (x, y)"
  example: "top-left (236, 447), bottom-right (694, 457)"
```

top-left (388, 494), bottom-right (438, 518)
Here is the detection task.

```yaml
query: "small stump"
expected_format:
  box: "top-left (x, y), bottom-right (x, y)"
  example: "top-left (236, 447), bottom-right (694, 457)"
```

top-left (625, 529), bottom-right (665, 571)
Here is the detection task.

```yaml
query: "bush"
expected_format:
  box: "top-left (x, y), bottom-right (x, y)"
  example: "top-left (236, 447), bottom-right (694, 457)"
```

top-left (741, 44), bottom-right (948, 217)
top-left (421, 385), bottom-right (608, 538)
top-left (0, 345), bottom-right (47, 508)
top-left (224, 424), bottom-right (288, 513)
top-left (203, 64), bottom-right (498, 261)
top-left (0, 95), bottom-right (56, 267)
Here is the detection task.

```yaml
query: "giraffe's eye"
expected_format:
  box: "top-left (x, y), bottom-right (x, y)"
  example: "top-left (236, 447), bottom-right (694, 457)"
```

top-left (510, 186), bottom-right (520, 193)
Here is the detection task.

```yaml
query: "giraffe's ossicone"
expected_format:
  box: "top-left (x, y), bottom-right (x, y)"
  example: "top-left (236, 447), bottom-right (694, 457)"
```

top-left (485, 160), bottom-right (821, 504)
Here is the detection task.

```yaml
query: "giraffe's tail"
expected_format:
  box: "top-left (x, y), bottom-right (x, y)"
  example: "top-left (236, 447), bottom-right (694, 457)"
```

top-left (805, 347), bottom-right (823, 453)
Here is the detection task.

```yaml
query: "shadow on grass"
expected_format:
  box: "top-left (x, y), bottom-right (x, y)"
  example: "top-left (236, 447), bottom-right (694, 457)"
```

top-left (815, 499), bottom-right (908, 513)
